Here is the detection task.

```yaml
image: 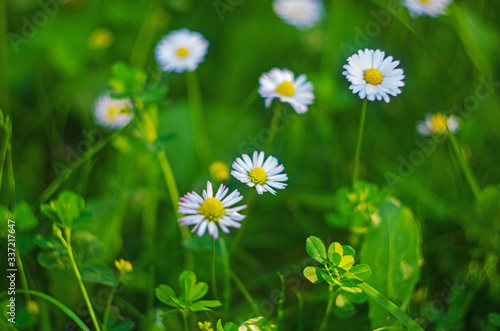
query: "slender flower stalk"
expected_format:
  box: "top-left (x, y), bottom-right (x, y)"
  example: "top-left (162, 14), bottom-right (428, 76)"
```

top-left (56, 228), bottom-right (101, 331)
top-left (264, 102), bottom-right (285, 154)
top-left (352, 99), bottom-right (367, 186)
top-left (186, 71), bottom-right (213, 165)
top-left (446, 125), bottom-right (482, 204)
top-left (319, 284), bottom-right (336, 331)
top-left (229, 189), bottom-right (255, 254)
top-left (211, 237), bottom-right (219, 300)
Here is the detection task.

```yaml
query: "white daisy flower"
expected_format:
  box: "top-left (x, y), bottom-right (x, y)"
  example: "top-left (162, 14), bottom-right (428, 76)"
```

top-left (258, 68), bottom-right (315, 114)
top-left (403, 0), bottom-right (452, 17)
top-left (231, 151), bottom-right (288, 195)
top-left (178, 181), bottom-right (246, 239)
top-left (417, 112), bottom-right (459, 136)
top-left (342, 49), bottom-right (405, 103)
top-left (94, 94), bottom-right (133, 129)
top-left (155, 28), bottom-right (209, 73)
top-left (273, 0), bottom-right (323, 28)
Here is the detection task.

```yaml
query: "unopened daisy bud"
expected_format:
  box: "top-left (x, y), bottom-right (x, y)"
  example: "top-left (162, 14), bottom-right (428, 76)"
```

top-left (210, 161), bottom-right (230, 182)
top-left (198, 321), bottom-right (213, 331)
top-left (403, 0), bottom-right (452, 17)
top-left (88, 28), bottom-right (114, 50)
top-left (178, 181), bottom-right (247, 239)
top-left (115, 259), bottom-right (133, 273)
top-left (259, 68), bottom-right (315, 114)
top-left (342, 49), bottom-right (405, 103)
top-left (94, 94), bottom-right (134, 129)
top-left (273, 0), bottom-right (323, 28)
top-left (231, 151), bottom-right (288, 195)
top-left (417, 112), bottom-right (459, 136)
top-left (155, 28), bottom-right (209, 73)
top-left (26, 300), bottom-right (39, 315)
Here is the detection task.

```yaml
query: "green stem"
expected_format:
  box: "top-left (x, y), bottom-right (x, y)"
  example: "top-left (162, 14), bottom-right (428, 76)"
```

top-left (38, 120), bottom-right (135, 204)
top-left (231, 271), bottom-right (262, 316)
top-left (182, 312), bottom-right (188, 331)
top-left (102, 286), bottom-right (117, 330)
top-left (446, 126), bottom-right (482, 205)
top-left (129, 0), bottom-right (159, 68)
top-left (220, 238), bottom-right (231, 317)
top-left (229, 189), bottom-right (255, 254)
top-left (319, 284), bottom-right (336, 331)
top-left (264, 102), bottom-right (285, 155)
top-left (211, 236), bottom-right (219, 300)
top-left (186, 71), bottom-right (212, 165)
top-left (157, 150), bottom-right (194, 270)
top-left (344, 270), bottom-right (423, 331)
top-left (16, 251), bottom-right (32, 304)
top-left (294, 290), bottom-right (305, 331)
top-left (58, 229), bottom-right (101, 331)
top-left (352, 99), bottom-right (368, 187)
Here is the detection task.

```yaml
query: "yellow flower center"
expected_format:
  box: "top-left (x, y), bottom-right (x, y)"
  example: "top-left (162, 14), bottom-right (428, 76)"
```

top-left (176, 47), bottom-right (189, 58)
top-left (248, 167), bottom-right (267, 185)
top-left (419, 0), bottom-right (431, 2)
top-left (198, 197), bottom-right (225, 222)
top-left (108, 105), bottom-right (130, 120)
top-left (114, 259), bottom-right (133, 272)
top-left (428, 113), bottom-right (448, 134)
top-left (210, 161), bottom-right (230, 182)
top-left (276, 81), bottom-right (295, 97)
top-left (364, 68), bottom-right (383, 85)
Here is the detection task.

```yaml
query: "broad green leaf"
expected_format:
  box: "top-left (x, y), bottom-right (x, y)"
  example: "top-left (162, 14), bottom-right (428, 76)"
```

top-left (156, 285), bottom-right (177, 307)
top-left (360, 198), bottom-right (422, 329)
top-left (170, 296), bottom-right (188, 308)
top-left (196, 300), bottom-right (222, 308)
top-left (328, 242), bottom-right (343, 265)
top-left (188, 303), bottom-right (212, 312)
top-left (179, 270), bottom-right (197, 301)
top-left (223, 322), bottom-right (239, 331)
top-left (335, 294), bottom-right (354, 312)
top-left (346, 264), bottom-right (371, 281)
top-left (306, 236), bottom-right (327, 263)
top-left (13, 202), bottom-right (38, 231)
top-left (41, 191), bottom-right (85, 228)
top-left (303, 266), bottom-right (324, 284)
top-left (342, 245), bottom-right (355, 257)
top-left (189, 281), bottom-right (209, 302)
top-left (80, 263), bottom-right (118, 286)
top-left (338, 255), bottom-right (354, 271)
top-left (342, 287), bottom-right (367, 304)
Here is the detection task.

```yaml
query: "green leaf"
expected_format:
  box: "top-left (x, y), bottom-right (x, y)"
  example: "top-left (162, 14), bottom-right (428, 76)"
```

top-left (338, 255), bottom-right (354, 271)
top-left (360, 198), bottom-right (422, 329)
top-left (155, 285), bottom-right (177, 307)
top-left (306, 236), bottom-right (327, 263)
top-left (223, 322), bottom-right (239, 331)
top-left (217, 320), bottom-right (224, 331)
top-left (170, 296), bottom-right (188, 308)
top-left (13, 202), bottom-right (38, 231)
top-left (179, 270), bottom-right (197, 301)
top-left (328, 242), bottom-right (343, 265)
top-left (342, 245), bottom-right (355, 257)
top-left (189, 281), bottom-right (209, 302)
top-left (346, 264), bottom-right (371, 281)
top-left (188, 303), bottom-right (212, 312)
top-left (303, 266), bottom-right (324, 284)
top-left (196, 300), bottom-right (222, 308)
top-left (335, 294), bottom-right (354, 312)
top-left (80, 263), bottom-right (118, 286)
top-left (41, 190), bottom-right (85, 228)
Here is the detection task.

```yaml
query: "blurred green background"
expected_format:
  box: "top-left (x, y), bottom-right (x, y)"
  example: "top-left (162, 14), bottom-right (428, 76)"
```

top-left (1, 0), bottom-right (500, 329)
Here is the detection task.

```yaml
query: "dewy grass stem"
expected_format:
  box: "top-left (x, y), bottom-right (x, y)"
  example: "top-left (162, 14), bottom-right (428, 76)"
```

top-left (446, 125), bottom-right (482, 205)
top-left (352, 98), bottom-right (368, 187)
